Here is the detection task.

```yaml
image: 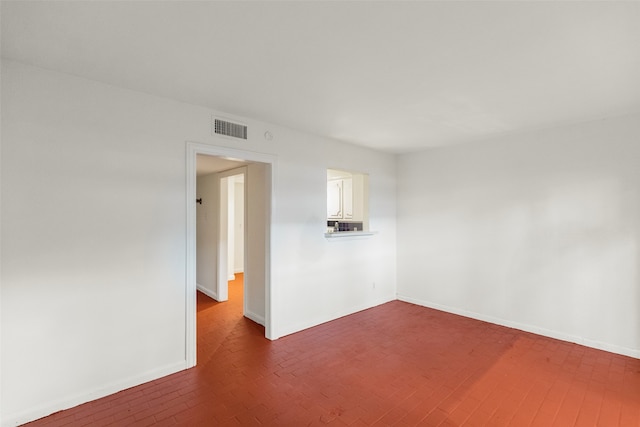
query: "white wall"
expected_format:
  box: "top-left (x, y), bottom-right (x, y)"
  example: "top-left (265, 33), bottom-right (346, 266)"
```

top-left (245, 163), bottom-right (268, 324)
top-left (196, 173), bottom-right (219, 299)
top-left (0, 60), bottom-right (397, 426)
top-left (397, 113), bottom-right (640, 358)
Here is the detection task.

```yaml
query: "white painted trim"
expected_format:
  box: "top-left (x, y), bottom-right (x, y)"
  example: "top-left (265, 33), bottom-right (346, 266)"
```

top-left (2, 361), bottom-right (186, 427)
top-left (277, 296), bottom-right (396, 339)
top-left (397, 294), bottom-right (640, 360)
top-left (217, 175), bottom-right (229, 302)
top-left (245, 310), bottom-right (265, 326)
top-left (186, 142), bottom-right (278, 369)
top-left (324, 231), bottom-right (378, 239)
top-left (196, 283), bottom-right (218, 301)
top-left (0, 41), bottom-right (3, 426)
top-left (263, 162), bottom-right (275, 339)
top-left (185, 145), bottom-right (198, 368)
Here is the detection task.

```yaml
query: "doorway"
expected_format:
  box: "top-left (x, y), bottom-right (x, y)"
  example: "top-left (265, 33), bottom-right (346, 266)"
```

top-left (196, 165), bottom-right (246, 303)
top-left (186, 142), bottom-right (276, 368)
top-left (223, 172), bottom-right (245, 290)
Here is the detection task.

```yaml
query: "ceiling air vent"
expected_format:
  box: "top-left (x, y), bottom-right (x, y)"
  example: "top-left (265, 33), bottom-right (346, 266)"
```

top-left (213, 117), bottom-right (248, 140)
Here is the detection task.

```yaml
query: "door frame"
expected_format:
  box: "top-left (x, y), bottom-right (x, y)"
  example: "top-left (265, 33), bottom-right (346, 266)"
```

top-left (186, 142), bottom-right (277, 368)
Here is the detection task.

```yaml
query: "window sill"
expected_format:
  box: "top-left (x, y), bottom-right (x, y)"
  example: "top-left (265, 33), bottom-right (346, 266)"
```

top-left (324, 231), bottom-right (378, 239)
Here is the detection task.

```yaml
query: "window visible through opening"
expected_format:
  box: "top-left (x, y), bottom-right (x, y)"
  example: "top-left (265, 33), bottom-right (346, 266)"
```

top-left (327, 169), bottom-right (369, 232)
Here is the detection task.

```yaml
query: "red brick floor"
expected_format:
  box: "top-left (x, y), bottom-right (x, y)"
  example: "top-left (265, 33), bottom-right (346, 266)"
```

top-left (26, 274), bottom-right (640, 426)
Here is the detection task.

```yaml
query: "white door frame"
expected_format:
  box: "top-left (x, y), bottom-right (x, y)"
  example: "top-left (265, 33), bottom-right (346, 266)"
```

top-left (186, 142), bottom-right (277, 368)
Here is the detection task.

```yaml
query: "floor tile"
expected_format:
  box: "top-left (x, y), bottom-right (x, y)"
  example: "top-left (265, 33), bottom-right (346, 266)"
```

top-left (23, 274), bottom-right (640, 426)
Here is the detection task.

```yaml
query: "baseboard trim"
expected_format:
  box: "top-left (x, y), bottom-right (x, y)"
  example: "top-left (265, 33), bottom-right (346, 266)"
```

top-left (245, 310), bottom-right (265, 326)
top-left (2, 361), bottom-right (187, 427)
top-left (278, 295), bottom-right (396, 339)
top-left (196, 283), bottom-right (218, 301)
top-left (397, 294), bottom-right (640, 360)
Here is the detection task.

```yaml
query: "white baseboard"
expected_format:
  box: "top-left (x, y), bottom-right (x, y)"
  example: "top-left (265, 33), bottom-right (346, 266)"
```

top-left (397, 294), bottom-right (640, 360)
top-left (196, 283), bottom-right (218, 301)
top-left (2, 361), bottom-right (187, 427)
top-left (277, 295), bottom-right (396, 339)
top-left (244, 310), bottom-right (265, 326)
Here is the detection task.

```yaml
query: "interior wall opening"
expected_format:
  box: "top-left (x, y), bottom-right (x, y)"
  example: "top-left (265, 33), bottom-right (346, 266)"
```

top-left (188, 143), bottom-right (275, 367)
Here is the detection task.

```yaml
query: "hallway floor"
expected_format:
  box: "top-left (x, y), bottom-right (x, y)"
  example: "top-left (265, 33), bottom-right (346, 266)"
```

top-left (27, 276), bottom-right (640, 426)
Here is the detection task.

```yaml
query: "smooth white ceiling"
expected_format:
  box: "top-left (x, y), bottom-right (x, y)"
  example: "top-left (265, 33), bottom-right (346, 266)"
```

top-left (2, 1), bottom-right (640, 153)
top-left (196, 155), bottom-right (247, 177)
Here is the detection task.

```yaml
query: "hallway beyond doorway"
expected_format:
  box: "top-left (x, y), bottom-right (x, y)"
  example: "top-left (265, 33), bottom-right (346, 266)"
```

top-left (196, 273), bottom-right (260, 363)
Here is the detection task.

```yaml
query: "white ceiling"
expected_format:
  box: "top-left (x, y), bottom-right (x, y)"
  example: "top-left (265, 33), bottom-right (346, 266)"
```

top-left (196, 155), bottom-right (247, 177)
top-left (2, 1), bottom-right (640, 153)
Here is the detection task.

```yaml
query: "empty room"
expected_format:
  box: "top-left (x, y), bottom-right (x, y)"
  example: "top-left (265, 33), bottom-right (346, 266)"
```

top-left (1, 1), bottom-right (639, 426)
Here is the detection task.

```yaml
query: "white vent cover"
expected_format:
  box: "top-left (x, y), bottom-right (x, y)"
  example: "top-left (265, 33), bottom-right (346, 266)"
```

top-left (213, 117), bottom-right (247, 140)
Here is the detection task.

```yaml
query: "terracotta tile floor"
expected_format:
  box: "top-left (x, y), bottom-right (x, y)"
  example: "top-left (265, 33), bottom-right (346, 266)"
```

top-left (27, 274), bottom-right (640, 426)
